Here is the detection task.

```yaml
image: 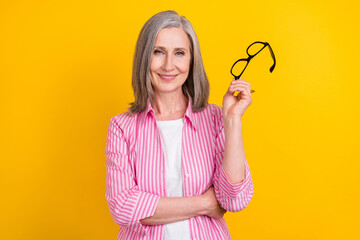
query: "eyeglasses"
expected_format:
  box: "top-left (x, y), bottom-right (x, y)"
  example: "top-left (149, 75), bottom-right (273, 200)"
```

top-left (230, 41), bottom-right (276, 93)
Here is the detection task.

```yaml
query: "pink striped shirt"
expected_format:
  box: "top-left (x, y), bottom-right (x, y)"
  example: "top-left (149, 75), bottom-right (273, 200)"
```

top-left (105, 100), bottom-right (254, 240)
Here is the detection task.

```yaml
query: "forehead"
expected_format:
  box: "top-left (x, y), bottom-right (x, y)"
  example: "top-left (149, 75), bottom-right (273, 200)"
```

top-left (154, 27), bottom-right (190, 49)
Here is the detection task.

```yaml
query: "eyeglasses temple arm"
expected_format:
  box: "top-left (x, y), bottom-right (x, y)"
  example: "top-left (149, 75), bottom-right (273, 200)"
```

top-left (267, 44), bottom-right (276, 73)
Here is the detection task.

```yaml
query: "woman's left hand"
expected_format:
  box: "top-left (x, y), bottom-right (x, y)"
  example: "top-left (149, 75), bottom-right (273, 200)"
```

top-left (222, 78), bottom-right (253, 120)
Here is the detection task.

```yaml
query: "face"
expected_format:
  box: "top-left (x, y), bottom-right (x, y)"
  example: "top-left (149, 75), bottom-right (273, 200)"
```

top-left (150, 27), bottom-right (191, 96)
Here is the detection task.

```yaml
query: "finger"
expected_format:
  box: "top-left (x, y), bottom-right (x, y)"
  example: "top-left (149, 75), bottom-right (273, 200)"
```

top-left (233, 78), bottom-right (250, 86)
top-left (228, 85), bottom-right (248, 96)
top-left (229, 81), bottom-right (253, 97)
top-left (231, 82), bottom-right (251, 92)
top-left (231, 81), bottom-right (252, 94)
top-left (231, 85), bottom-right (251, 97)
top-left (234, 77), bottom-right (249, 83)
top-left (228, 83), bottom-right (241, 94)
top-left (231, 80), bottom-right (251, 89)
top-left (232, 84), bottom-right (251, 94)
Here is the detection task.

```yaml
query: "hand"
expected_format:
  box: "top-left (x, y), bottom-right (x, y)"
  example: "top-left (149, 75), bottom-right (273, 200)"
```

top-left (201, 186), bottom-right (226, 219)
top-left (222, 78), bottom-right (253, 120)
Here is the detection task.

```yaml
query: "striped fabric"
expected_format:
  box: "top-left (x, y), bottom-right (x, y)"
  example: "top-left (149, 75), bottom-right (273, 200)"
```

top-left (105, 100), bottom-right (254, 240)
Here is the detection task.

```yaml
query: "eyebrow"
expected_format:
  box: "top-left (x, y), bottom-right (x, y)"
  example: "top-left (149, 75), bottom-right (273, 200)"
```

top-left (153, 46), bottom-right (188, 52)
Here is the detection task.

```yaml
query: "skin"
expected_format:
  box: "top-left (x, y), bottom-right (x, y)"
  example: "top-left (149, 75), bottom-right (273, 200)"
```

top-left (140, 27), bottom-right (252, 225)
top-left (149, 27), bottom-right (190, 120)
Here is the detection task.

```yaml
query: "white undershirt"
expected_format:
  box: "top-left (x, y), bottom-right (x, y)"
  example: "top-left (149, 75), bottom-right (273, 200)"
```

top-left (156, 118), bottom-right (191, 240)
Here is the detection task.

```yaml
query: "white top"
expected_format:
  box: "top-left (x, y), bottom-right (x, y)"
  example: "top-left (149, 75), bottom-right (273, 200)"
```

top-left (156, 118), bottom-right (191, 240)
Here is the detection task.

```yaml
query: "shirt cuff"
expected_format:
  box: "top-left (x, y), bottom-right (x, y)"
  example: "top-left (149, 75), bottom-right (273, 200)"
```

top-left (216, 161), bottom-right (252, 199)
top-left (117, 188), bottom-right (161, 236)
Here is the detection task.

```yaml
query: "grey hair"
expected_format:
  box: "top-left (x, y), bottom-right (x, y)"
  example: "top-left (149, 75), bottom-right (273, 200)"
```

top-left (129, 10), bottom-right (209, 113)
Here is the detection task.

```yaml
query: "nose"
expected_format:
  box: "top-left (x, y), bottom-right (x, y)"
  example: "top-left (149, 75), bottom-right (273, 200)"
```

top-left (163, 54), bottom-right (175, 71)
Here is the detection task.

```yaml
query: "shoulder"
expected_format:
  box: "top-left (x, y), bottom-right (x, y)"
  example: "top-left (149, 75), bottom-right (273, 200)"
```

top-left (194, 103), bottom-right (223, 131)
top-left (205, 103), bottom-right (224, 132)
top-left (208, 103), bottom-right (223, 116)
top-left (200, 103), bottom-right (223, 120)
top-left (108, 111), bottom-right (139, 136)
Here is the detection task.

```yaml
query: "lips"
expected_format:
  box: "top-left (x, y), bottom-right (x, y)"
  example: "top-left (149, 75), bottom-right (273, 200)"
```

top-left (158, 74), bottom-right (177, 81)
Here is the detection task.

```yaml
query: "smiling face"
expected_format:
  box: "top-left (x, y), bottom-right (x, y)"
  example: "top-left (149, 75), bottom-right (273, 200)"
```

top-left (150, 27), bottom-right (191, 96)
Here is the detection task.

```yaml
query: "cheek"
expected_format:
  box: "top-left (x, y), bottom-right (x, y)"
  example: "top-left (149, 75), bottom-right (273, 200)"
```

top-left (177, 58), bottom-right (191, 73)
top-left (150, 57), bottom-right (162, 72)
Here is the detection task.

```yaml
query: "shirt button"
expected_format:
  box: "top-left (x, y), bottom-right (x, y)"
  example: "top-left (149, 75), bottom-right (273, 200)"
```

top-left (185, 173), bottom-right (190, 178)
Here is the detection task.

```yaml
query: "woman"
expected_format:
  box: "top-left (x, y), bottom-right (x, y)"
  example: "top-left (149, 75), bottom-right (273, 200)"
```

top-left (105, 10), bottom-right (254, 240)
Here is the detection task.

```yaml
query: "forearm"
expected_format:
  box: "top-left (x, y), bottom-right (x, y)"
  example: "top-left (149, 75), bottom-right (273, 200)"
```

top-left (222, 116), bottom-right (246, 184)
top-left (140, 195), bottom-right (206, 225)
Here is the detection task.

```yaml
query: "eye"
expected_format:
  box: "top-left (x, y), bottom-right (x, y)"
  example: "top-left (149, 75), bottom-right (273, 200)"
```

top-left (175, 51), bottom-right (185, 56)
top-left (154, 49), bottom-right (163, 54)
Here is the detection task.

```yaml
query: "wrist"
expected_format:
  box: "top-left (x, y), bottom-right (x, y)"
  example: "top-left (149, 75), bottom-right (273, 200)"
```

top-left (223, 109), bottom-right (243, 120)
top-left (197, 195), bottom-right (209, 216)
top-left (224, 116), bottom-right (243, 130)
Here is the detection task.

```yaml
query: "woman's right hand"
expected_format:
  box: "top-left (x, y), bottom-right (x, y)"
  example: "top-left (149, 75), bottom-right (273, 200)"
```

top-left (201, 186), bottom-right (226, 219)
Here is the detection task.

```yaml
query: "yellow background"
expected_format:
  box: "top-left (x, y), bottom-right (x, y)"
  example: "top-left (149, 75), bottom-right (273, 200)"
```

top-left (1, 0), bottom-right (359, 239)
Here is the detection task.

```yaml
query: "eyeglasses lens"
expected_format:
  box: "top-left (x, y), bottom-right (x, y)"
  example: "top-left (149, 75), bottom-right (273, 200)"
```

top-left (247, 42), bottom-right (265, 56)
top-left (232, 59), bottom-right (248, 77)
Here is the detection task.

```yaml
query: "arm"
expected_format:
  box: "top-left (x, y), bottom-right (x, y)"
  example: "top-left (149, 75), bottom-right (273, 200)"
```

top-left (212, 78), bottom-right (254, 212)
top-left (140, 187), bottom-right (225, 225)
top-left (105, 116), bottom-right (160, 236)
top-left (223, 116), bottom-right (246, 183)
top-left (222, 78), bottom-right (253, 183)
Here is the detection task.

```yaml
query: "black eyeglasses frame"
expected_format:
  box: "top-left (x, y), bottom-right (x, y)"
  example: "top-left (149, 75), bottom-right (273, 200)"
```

top-left (230, 41), bottom-right (276, 80)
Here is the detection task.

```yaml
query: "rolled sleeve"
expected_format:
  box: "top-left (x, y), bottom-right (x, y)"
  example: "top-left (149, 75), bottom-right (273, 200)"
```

top-left (105, 116), bottom-right (160, 236)
top-left (213, 157), bottom-right (254, 212)
top-left (107, 185), bottom-right (160, 235)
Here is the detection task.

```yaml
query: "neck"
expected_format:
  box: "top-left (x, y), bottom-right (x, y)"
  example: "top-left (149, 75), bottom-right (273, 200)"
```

top-left (152, 91), bottom-right (188, 121)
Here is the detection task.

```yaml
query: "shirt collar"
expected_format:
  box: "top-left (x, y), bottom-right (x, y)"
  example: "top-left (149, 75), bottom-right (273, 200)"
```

top-left (140, 98), bottom-right (198, 130)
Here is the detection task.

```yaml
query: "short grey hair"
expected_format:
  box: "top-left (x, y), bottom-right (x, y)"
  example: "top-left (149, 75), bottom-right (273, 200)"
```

top-left (129, 10), bottom-right (209, 113)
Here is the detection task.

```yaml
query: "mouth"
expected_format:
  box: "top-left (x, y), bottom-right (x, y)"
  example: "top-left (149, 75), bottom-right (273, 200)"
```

top-left (158, 74), bottom-right (177, 81)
